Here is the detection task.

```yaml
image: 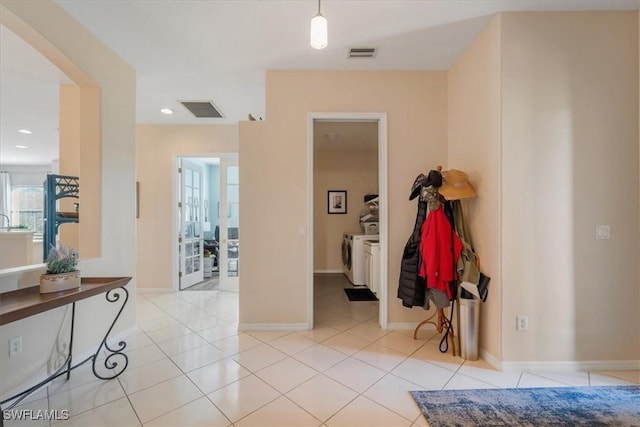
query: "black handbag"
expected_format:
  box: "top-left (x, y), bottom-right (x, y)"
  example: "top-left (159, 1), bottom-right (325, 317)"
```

top-left (477, 272), bottom-right (490, 302)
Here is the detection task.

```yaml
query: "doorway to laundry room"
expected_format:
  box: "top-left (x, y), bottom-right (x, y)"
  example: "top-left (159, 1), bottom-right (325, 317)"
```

top-left (177, 154), bottom-right (239, 292)
top-left (309, 113), bottom-right (388, 329)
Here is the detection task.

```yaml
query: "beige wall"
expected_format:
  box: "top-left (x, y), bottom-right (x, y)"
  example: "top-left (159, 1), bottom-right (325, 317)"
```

top-left (0, 0), bottom-right (136, 398)
top-left (447, 16), bottom-right (502, 360)
top-left (136, 124), bottom-right (239, 289)
top-left (240, 70), bottom-right (448, 328)
top-left (58, 84), bottom-right (81, 250)
top-left (75, 85), bottom-right (101, 259)
top-left (313, 147), bottom-right (378, 272)
top-left (501, 12), bottom-right (639, 362)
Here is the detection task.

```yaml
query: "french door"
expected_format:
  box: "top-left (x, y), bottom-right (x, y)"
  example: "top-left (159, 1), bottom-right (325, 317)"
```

top-left (179, 159), bottom-right (204, 289)
top-left (218, 155), bottom-right (239, 291)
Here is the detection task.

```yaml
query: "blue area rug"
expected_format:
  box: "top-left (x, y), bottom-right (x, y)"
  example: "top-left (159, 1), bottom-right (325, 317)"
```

top-left (411, 385), bottom-right (640, 427)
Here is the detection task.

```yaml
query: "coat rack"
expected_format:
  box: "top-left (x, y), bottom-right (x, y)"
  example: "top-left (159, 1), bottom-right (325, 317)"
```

top-left (413, 305), bottom-right (457, 355)
top-left (411, 165), bottom-right (477, 357)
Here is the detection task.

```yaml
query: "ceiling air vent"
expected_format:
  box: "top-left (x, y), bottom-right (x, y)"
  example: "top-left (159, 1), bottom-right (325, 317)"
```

top-left (180, 101), bottom-right (223, 118)
top-left (348, 47), bottom-right (377, 59)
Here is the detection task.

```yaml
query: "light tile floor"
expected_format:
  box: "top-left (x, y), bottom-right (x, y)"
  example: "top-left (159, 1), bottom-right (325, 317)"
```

top-left (6, 273), bottom-right (639, 426)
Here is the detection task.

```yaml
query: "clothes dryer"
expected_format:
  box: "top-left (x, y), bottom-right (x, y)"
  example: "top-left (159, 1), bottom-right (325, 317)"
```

top-left (342, 232), bottom-right (379, 285)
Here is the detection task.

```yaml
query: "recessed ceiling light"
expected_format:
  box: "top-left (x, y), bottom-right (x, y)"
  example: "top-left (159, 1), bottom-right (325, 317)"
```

top-left (160, 108), bottom-right (174, 115)
top-left (18, 129), bottom-right (32, 134)
top-left (16, 145), bottom-right (28, 149)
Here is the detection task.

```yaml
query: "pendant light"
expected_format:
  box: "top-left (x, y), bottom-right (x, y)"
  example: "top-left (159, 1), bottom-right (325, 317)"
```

top-left (310, 0), bottom-right (327, 49)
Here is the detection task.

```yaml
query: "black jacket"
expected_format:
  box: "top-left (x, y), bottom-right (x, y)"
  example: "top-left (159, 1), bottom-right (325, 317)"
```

top-left (397, 200), bottom-right (428, 307)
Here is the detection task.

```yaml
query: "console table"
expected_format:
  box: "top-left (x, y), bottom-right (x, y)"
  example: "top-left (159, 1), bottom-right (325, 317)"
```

top-left (0, 277), bottom-right (131, 423)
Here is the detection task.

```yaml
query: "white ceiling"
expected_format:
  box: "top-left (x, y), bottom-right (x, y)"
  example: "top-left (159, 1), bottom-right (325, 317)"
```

top-left (1, 0), bottom-right (638, 164)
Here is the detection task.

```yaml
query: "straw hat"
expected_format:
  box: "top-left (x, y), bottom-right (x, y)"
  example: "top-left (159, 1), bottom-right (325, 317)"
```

top-left (439, 169), bottom-right (476, 200)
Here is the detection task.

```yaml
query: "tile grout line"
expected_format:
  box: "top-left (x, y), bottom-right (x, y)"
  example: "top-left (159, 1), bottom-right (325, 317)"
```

top-left (522, 371), bottom-right (583, 387)
top-left (516, 371), bottom-right (524, 388)
top-left (357, 369), bottom-right (424, 424)
top-left (49, 379), bottom-right (131, 425)
top-left (226, 312), bottom-right (390, 424)
top-left (46, 386), bottom-right (51, 427)
top-left (129, 299), bottom-right (236, 425)
top-left (216, 373), bottom-right (289, 426)
top-left (300, 298), bottom-right (440, 421)
top-left (119, 379), bottom-right (144, 427)
top-left (154, 291), bottom-right (289, 426)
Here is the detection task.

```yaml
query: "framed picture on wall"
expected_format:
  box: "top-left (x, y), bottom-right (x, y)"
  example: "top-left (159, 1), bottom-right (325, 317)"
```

top-left (328, 190), bottom-right (347, 214)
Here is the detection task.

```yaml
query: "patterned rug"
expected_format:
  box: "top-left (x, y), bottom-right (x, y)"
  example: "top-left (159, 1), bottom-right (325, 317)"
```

top-left (411, 385), bottom-right (640, 427)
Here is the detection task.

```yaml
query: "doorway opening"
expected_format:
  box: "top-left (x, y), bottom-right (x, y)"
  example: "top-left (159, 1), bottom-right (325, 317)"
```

top-left (307, 113), bottom-right (388, 329)
top-left (176, 154), bottom-right (239, 292)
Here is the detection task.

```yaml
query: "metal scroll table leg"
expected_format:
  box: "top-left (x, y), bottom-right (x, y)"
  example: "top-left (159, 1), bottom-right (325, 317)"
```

top-left (67, 302), bottom-right (76, 380)
top-left (91, 286), bottom-right (129, 380)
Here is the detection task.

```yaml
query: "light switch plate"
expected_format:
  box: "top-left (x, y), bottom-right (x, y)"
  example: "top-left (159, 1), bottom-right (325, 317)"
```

top-left (595, 225), bottom-right (610, 240)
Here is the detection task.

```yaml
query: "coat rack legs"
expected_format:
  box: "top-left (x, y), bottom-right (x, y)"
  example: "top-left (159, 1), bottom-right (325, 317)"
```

top-left (413, 307), bottom-right (457, 357)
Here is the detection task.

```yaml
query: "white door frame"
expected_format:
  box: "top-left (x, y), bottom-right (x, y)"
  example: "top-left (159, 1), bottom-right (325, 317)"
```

top-left (178, 158), bottom-right (205, 289)
top-left (173, 152), bottom-right (239, 291)
top-left (306, 112), bottom-right (388, 329)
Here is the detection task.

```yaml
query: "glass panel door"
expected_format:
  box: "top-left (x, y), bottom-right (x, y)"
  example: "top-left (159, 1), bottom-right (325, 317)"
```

top-left (218, 155), bottom-right (239, 291)
top-left (179, 159), bottom-right (204, 289)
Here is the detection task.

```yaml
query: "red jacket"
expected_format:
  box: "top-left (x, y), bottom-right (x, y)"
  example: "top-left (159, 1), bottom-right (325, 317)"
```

top-left (419, 207), bottom-right (462, 299)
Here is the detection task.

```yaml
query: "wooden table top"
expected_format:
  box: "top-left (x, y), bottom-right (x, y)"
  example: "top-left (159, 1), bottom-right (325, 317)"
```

top-left (0, 277), bottom-right (132, 325)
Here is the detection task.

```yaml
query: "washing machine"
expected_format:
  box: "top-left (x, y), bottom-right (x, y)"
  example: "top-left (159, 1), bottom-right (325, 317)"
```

top-left (342, 232), bottom-right (379, 285)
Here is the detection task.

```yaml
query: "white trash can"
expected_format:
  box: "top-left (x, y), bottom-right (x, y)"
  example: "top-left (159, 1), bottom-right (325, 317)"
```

top-left (459, 298), bottom-right (480, 361)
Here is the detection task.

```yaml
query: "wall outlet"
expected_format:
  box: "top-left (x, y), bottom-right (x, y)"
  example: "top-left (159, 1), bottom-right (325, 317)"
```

top-left (9, 336), bottom-right (23, 357)
top-left (516, 316), bottom-right (528, 331)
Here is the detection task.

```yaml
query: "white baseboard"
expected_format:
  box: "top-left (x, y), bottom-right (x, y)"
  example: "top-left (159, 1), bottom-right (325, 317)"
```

top-left (479, 348), bottom-right (640, 372)
top-left (500, 359), bottom-right (640, 372)
top-left (314, 270), bottom-right (343, 274)
top-left (137, 287), bottom-right (175, 293)
top-left (238, 323), bottom-right (310, 331)
top-left (479, 348), bottom-right (502, 370)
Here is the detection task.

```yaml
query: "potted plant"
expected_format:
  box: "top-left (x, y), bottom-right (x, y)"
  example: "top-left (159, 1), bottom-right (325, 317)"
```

top-left (40, 245), bottom-right (80, 293)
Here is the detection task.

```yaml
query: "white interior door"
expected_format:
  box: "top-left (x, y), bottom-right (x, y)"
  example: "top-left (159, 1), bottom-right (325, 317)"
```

top-left (218, 155), bottom-right (239, 291)
top-left (179, 159), bottom-right (204, 289)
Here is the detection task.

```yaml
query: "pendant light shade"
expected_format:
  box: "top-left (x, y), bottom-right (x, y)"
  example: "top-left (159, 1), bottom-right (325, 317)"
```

top-left (310, 0), bottom-right (327, 49)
